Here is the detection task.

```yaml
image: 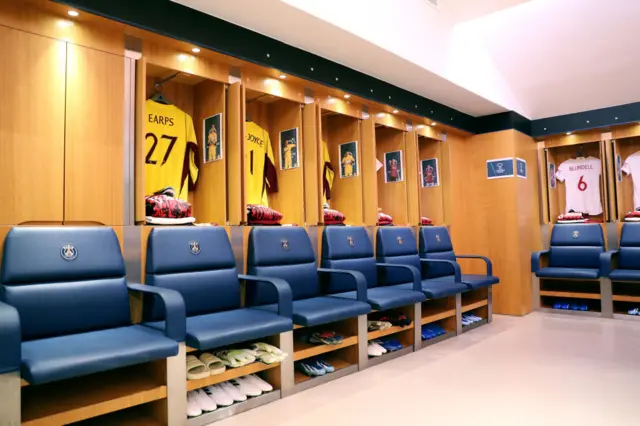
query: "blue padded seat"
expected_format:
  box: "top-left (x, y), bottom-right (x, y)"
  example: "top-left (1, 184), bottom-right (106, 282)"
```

top-left (377, 227), bottom-right (468, 299)
top-left (602, 223), bottom-right (640, 282)
top-left (532, 224), bottom-right (605, 280)
top-left (419, 226), bottom-right (499, 290)
top-left (145, 227), bottom-right (293, 350)
top-left (321, 226), bottom-right (425, 310)
top-left (0, 227), bottom-right (182, 385)
top-left (246, 227), bottom-right (371, 327)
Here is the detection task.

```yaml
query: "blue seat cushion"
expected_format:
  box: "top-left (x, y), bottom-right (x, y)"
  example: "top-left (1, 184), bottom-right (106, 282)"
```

top-left (608, 269), bottom-right (640, 282)
top-left (332, 285), bottom-right (426, 311)
top-left (21, 325), bottom-right (178, 385)
top-left (254, 296), bottom-right (371, 327)
top-left (535, 267), bottom-right (600, 279)
top-left (147, 309), bottom-right (292, 350)
top-left (461, 274), bottom-right (499, 289)
top-left (397, 277), bottom-right (468, 299)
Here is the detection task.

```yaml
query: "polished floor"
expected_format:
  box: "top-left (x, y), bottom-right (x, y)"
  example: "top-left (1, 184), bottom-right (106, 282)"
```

top-left (214, 312), bottom-right (640, 426)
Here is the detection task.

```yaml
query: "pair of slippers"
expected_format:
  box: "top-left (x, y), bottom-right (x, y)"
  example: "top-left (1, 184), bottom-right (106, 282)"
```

top-left (367, 341), bottom-right (388, 357)
top-left (628, 307), bottom-right (640, 315)
top-left (215, 349), bottom-right (257, 368)
top-left (462, 314), bottom-right (483, 326)
top-left (552, 302), bottom-right (588, 311)
top-left (421, 324), bottom-right (446, 340)
top-left (367, 321), bottom-right (393, 331)
top-left (376, 314), bottom-right (411, 327)
top-left (251, 342), bottom-right (288, 364)
top-left (296, 359), bottom-right (335, 376)
top-left (308, 331), bottom-right (343, 345)
top-left (371, 338), bottom-right (403, 352)
top-left (187, 353), bottom-right (226, 380)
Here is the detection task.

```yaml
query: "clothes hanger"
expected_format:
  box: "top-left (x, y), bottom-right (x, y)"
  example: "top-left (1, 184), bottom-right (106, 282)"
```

top-left (246, 112), bottom-right (252, 122)
top-left (576, 144), bottom-right (586, 159)
top-left (150, 82), bottom-right (171, 105)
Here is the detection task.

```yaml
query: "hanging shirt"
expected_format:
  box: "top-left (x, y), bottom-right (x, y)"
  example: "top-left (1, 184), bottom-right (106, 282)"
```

top-left (555, 156), bottom-right (602, 215)
top-left (145, 100), bottom-right (199, 201)
top-left (245, 121), bottom-right (278, 206)
top-left (322, 141), bottom-right (335, 204)
top-left (622, 151), bottom-right (640, 209)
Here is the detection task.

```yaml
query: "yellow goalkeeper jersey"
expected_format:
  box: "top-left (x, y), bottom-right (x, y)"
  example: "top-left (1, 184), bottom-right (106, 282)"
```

top-left (245, 121), bottom-right (278, 206)
top-left (145, 100), bottom-right (199, 201)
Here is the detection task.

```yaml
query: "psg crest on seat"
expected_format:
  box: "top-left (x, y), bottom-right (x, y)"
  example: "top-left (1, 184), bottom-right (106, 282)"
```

top-left (397, 236), bottom-right (403, 245)
top-left (189, 240), bottom-right (201, 255)
top-left (347, 236), bottom-right (355, 247)
top-left (60, 244), bottom-right (77, 261)
top-left (573, 231), bottom-right (580, 239)
top-left (281, 239), bottom-right (290, 251)
top-left (435, 234), bottom-right (441, 243)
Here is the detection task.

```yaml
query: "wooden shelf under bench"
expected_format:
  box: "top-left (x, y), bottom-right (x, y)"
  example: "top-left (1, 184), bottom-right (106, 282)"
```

top-left (540, 290), bottom-right (601, 300)
top-left (367, 323), bottom-right (413, 340)
top-left (461, 299), bottom-right (488, 313)
top-left (187, 362), bottom-right (280, 391)
top-left (294, 336), bottom-right (358, 361)
top-left (421, 308), bottom-right (456, 325)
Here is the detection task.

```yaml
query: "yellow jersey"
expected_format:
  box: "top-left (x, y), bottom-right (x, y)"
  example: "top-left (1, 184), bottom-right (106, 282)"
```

top-left (145, 100), bottom-right (199, 201)
top-left (246, 121), bottom-right (278, 206)
top-left (322, 141), bottom-right (335, 204)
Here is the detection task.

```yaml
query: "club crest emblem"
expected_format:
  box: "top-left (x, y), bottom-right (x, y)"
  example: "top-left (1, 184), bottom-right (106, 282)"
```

top-left (189, 240), bottom-right (201, 255)
top-left (397, 236), bottom-right (403, 245)
top-left (281, 239), bottom-right (290, 251)
top-left (573, 231), bottom-right (580, 239)
top-left (60, 244), bottom-right (77, 261)
top-left (435, 234), bottom-right (441, 243)
top-left (347, 236), bottom-right (355, 247)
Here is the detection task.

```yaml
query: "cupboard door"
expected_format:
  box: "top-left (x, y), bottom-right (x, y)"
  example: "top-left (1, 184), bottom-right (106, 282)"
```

top-left (65, 44), bottom-right (124, 225)
top-left (0, 28), bottom-right (65, 225)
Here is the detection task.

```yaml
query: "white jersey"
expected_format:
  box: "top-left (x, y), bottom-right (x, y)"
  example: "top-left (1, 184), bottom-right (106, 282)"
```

top-left (555, 157), bottom-right (602, 215)
top-left (622, 151), bottom-right (640, 209)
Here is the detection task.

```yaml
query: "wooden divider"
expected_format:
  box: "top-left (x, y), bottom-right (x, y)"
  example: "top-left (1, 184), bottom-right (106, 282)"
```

top-left (405, 132), bottom-right (420, 226)
top-left (303, 103), bottom-right (321, 225)
top-left (361, 118), bottom-right (379, 226)
top-left (375, 126), bottom-right (408, 225)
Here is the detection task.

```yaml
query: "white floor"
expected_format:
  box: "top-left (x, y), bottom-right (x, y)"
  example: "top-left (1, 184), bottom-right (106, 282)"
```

top-left (214, 313), bottom-right (640, 426)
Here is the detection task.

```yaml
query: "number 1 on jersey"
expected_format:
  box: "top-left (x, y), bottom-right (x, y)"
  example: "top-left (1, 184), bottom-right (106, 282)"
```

top-left (578, 175), bottom-right (587, 191)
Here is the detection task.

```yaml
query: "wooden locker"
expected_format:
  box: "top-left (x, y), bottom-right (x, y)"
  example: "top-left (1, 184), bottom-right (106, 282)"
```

top-left (65, 44), bottom-right (125, 225)
top-left (0, 28), bottom-right (65, 225)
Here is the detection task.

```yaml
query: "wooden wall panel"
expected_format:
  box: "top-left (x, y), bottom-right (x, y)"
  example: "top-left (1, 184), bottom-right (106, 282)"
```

top-left (440, 139), bottom-right (453, 225)
top-left (375, 126), bottom-right (408, 225)
top-left (65, 44), bottom-right (124, 225)
top-left (405, 132), bottom-right (420, 226)
top-left (418, 136), bottom-right (444, 225)
top-left (193, 80), bottom-right (227, 224)
top-left (361, 118), bottom-right (378, 226)
top-left (302, 103), bottom-right (321, 225)
top-left (227, 83), bottom-right (243, 225)
top-left (268, 100), bottom-right (304, 225)
top-left (447, 133), bottom-right (469, 250)
top-left (325, 114), bottom-right (364, 225)
top-left (0, 28), bottom-right (65, 225)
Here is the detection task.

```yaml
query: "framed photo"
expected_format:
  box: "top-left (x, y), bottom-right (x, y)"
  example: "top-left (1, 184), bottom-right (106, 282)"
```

top-left (279, 128), bottom-right (300, 170)
top-left (384, 150), bottom-right (403, 183)
top-left (203, 113), bottom-right (223, 163)
top-left (549, 163), bottom-right (556, 189)
top-left (516, 157), bottom-right (527, 179)
top-left (339, 141), bottom-right (359, 178)
top-left (486, 157), bottom-right (514, 179)
top-left (420, 158), bottom-right (439, 188)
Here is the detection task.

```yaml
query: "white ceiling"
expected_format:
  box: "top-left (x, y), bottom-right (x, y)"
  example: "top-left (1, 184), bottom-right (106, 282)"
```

top-left (174, 0), bottom-right (640, 120)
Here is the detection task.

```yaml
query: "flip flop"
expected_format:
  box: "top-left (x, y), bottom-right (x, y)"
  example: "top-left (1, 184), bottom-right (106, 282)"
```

top-left (252, 343), bottom-right (287, 359)
top-left (255, 350), bottom-right (281, 365)
top-left (187, 390), bottom-right (203, 417)
top-left (246, 374), bottom-right (274, 392)
top-left (199, 353), bottom-right (226, 375)
top-left (186, 355), bottom-right (210, 380)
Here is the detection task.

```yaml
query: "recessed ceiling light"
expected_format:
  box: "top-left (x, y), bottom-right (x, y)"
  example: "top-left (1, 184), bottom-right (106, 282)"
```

top-left (344, 94), bottom-right (351, 99)
top-left (416, 125), bottom-right (425, 129)
top-left (191, 47), bottom-right (200, 53)
top-left (279, 74), bottom-right (286, 79)
top-left (58, 19), bottom-right (74, 28)
top-left (431, 122), bottom-right (437, 126)
top-left (377, 113), bottom-right (386, 118)
top-left (566, 132), bottom-right (572, 135)
top-left (68, 10), bottom-right (79, 17)
top-left (393, 109), bottom-right (398, 114)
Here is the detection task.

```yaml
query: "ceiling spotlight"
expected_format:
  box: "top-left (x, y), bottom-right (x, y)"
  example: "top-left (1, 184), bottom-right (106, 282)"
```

top-left (431, 122), bottom-right (437, 126)
top-left (68, 10), bottom-right (79, 17)
top-left (566, 132), bottom-right (572, 135)
top-left (58, 19), bottom-right (74, 28)
top-left (377, 113), bottom-right (386, 118)
top-left (344, 94), bottom-right (351, 99)
top-left (279, 74), bottom-right (286, 79)
top-left (393, 109), bottom-right (398, 114)
top-left (416, 125), bottom-right (425, 129)
top-left (191, 47), bottom-right (200, 53)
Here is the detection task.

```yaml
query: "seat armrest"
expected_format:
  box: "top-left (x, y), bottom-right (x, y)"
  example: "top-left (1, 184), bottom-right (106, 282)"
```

top-left (127, 284), bottom-right (186, 342)
top-left (239, 274), bottom-right (293, 318)
top-left (455, 254), bottom-right (493, 276)
top-left (531, 250), bottom-right (550, 274)
top-left (376, 263), bottom-right (421, 292)
top-left (419, 259), bottom-right (462, 282)
top-left (317, 268), bottom-right (367, 303)
top-left (599, 250), bottom-right (619, 278)
top-left (0, 301), bottom-right (20, 375)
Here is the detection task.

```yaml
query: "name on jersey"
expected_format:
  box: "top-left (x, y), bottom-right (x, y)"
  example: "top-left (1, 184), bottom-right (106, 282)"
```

top-left (248, 134), bottom-right (264, 147)
top-left (148, 114), bottom-right (175, 127)
top-left (569, 165), bottom-right (594, 171)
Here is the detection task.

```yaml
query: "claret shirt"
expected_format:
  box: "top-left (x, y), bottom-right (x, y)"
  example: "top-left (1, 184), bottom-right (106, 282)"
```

top-left (555, 156), bottom-right (602, 215)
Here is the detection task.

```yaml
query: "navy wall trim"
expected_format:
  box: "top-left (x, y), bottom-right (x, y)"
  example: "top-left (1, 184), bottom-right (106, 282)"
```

top-left (54, 0), bottom-right (640, 138)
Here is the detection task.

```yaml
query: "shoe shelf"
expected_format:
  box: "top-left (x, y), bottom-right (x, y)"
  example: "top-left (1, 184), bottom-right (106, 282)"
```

top-left (367, 346), bottom-right (414, 368)
top-left (421, 330), bottom-right (456, 349)
top-left (421, 296), bottom-right (456, 325)
top-left (613, 294), bottom-right (640, 302)
top-left (187, 390), bottom-right (282, 426)
top-left (539, 290), bottom-right (601, 299)
top-left (293, 346), bottom-right (359, 393)
top-left (461, 318), bottom-right (488, 334)
top-left (367, 323), bottom-right (413, 340)
top-left (21, 363), bottom-right (167, 426)
top-left (293, 336), bottom-right (358, 361)
top-left (461, 299), bottom-right (488, 313)
top-left (421, 309), bottom-right (456, 325)
top-left (461, 288), bottom-right (489, 313)
top-left (186, 361), bottom-right (280, 391)
top-left (72, 402), bottom-right (165, 426)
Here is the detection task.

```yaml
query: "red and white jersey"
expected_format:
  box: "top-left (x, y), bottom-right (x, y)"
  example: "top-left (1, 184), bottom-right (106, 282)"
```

top-left (556, 156), bottom-right (602, 215)
top-left (622, 151), bottom-right (640, 209)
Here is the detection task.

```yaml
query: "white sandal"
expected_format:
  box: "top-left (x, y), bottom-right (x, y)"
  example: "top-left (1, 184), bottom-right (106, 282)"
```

top-left (186, 355), bottom-right (210, 380)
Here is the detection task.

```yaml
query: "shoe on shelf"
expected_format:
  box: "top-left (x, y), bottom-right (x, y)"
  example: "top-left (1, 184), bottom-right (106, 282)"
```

top-left (296, 361), bottom-right (325, 377)
top-left (368, 321), bottom-right (384, 331)
top-left (628, 307), bottom-right (639, 315)
top-left (231, 377), bottom-right (262, 397)
top-left (379, 339), bottom-right (402, 351)
top-left (368, 342), bottom-right (384, 356)
top-left (219, 381), bottom-right (248, 402)
top-left (187, 391), bottom-right (203, 417)
top-left (244, 374), bottom-right (273, 392)
top-left (370, 340), bottom-right (388, 353)
top-left (309, 331), bottom-right (343, 345)
top-left (193, 389), bottom-right (217, 412)
top-left (203, 385), bottom-right (234, 407)
top-left (315, 359), bottom-right (335, 373)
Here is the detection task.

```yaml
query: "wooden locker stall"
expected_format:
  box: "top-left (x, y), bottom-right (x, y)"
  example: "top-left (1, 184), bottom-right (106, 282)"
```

top-left (243, 73), bottom-right (305, 225)
top-left (317, 98), bottom-right (365, 225)
top-left (612, 128), bottom-right (640, 220)
top-left (416, 131), bottom-right (447, 225)
top-left (374, 114), bottom-right (409, 226)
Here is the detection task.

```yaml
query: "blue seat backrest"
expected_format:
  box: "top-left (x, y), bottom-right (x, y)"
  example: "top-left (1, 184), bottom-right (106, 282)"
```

top-left (419, 226), bottom-right (456, 278)
top-left (548, 224), bottom-right (604, 269)
top-left (0, 227), bottom-right (130, 341)
top-left (246, 227), bottom-right (319, 305)
top-left (376, 227), bottom-right (420, 284)
top-left (321, 227), bottom-right (377, 292)
top-left (146, 227), bottom-right (240, 318)
top-left (618, 223), bottom-right (640, 269)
